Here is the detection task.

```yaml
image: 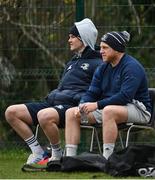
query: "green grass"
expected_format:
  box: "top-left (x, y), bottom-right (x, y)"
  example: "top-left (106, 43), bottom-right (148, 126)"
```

top-left (0, 148), bottom-right (112, 179)
top-left (0, 148), bottom-right (145, 179)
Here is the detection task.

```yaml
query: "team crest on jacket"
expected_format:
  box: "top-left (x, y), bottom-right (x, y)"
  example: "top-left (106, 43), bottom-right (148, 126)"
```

top-left (80, 63), bottom-right (89, 70)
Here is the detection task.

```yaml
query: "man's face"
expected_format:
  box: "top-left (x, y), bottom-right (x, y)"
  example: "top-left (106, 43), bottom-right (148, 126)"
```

top-left (100, 42), bottom-right (116, 62)
top-left (68, 34), bottom-right (85, 52)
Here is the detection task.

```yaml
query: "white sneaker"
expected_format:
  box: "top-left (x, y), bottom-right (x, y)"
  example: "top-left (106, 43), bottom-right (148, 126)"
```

top-left (48, 156), bottom-right (61, 162)
top-left (26, 152), bottom-right (48, 164)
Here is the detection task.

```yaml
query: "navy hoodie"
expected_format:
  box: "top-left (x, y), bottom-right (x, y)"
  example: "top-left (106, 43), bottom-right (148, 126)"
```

top-left (80, 54), bottom-right (151, 114)
top-left (46, 46), bottom-right (102, 106)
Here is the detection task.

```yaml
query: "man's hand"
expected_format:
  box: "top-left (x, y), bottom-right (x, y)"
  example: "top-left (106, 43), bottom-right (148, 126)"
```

top-left (79, 102), bottom-right (97, 114)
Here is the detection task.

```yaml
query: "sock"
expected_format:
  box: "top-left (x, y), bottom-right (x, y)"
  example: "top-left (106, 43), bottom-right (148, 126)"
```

top-left (25, 135), bottom-right (44, 154)
top-left (65, 144), bottom-right (78, 156)
top-left (103, 143), bottom-right (115, 159)
top-left (50, 142), bottom-right (62, 158)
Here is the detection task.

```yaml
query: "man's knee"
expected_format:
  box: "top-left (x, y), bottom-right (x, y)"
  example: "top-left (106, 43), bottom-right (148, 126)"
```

top-left (103, 106), bottom-right (115, 116)
top-left (103, 105), bottom-right (127, 124)
top-left (37, 108), bottom-right (58, 126)
top-left (37, 109), bottom-right (49, 125)
top-left (5, 105), bottom-right (17, 122)
top-left (66, 107), bottom-right (76, 120)
top-left (102, 106), bottom-right (116, 125)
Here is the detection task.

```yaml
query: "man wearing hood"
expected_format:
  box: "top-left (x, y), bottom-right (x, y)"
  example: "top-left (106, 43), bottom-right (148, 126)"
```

top-left (5, 18), bottom-right (102, 164)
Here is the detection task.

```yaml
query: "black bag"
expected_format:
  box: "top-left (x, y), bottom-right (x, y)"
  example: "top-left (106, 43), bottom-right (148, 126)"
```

top-left (46, 152), bottom-right (107, 172)
top-left (105, 145), bottom-right (155, 177)
top-left (22, 145), bottom-right (155, 177)
top-left (46, 160), bottom-right (62, 172)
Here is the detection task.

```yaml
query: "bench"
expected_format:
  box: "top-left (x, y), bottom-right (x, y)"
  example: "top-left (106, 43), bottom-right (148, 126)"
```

top-left (80, 88), bottom-right (155, 154)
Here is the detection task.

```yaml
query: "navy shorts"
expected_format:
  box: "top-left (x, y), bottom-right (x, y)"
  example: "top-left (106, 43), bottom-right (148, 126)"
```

top-left (25, 101), bottom-right (73, 128)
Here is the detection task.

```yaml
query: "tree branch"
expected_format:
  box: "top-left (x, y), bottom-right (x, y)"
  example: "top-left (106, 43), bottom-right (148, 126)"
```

top-left (128, 0), bottom-right (141, 34)
top-left (2, 6), bottom-right (66, 80)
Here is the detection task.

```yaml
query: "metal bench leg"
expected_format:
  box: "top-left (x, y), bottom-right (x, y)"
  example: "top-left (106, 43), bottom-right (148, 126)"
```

top-left (35, 124), bottom-right (39, 139)
top-left (94, 128), bottom-right (102, 154)
top-left (90, 127), bottom-right (95, 152)
top-left (118, 131), bottom-right (125, 149)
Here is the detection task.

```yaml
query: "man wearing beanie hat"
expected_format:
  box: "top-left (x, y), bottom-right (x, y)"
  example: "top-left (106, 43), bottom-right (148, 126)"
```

top-left (65, 31), bottom-right (151, 159)
top-left (5, 18), bottom-right (102, 165)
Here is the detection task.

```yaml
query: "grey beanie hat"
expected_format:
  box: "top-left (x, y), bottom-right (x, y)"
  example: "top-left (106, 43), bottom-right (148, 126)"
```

top-left (101, 31), bottom-right (130, 52)
top-left (74, 18), bottom-right (98, 50)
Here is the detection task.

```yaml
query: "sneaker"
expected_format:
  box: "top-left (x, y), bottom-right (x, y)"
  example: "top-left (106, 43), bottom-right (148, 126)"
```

top-left (37, 157), bottom-right (49, 165)
top-left (26, 152), bottom-right (48, 165)
top-left (48, 156), bottom-right (61, 163)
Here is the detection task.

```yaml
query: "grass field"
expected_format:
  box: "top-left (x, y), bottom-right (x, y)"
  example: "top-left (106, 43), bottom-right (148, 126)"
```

top-left (0, 148), bottom-right (145, 179)
top-left (0, 148), bottom-right (113, 179)
top-left (1, 128), bottom-right (154, 179)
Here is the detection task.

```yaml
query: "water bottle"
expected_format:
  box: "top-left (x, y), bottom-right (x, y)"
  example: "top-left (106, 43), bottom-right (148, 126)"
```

top-left (80, 111), bottom-right (88, 124)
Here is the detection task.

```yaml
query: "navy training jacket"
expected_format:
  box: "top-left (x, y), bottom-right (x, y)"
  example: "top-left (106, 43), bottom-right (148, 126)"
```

top-left (46, 46), bottom-right (103, 106)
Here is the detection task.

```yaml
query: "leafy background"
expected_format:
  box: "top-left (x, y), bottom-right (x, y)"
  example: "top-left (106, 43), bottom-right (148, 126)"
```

top-left (0, 0), bottom-right (155, 146)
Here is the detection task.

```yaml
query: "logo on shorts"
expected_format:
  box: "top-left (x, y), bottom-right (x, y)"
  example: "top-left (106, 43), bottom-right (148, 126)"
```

top-left (55, 105), bottom-right (64, 109)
